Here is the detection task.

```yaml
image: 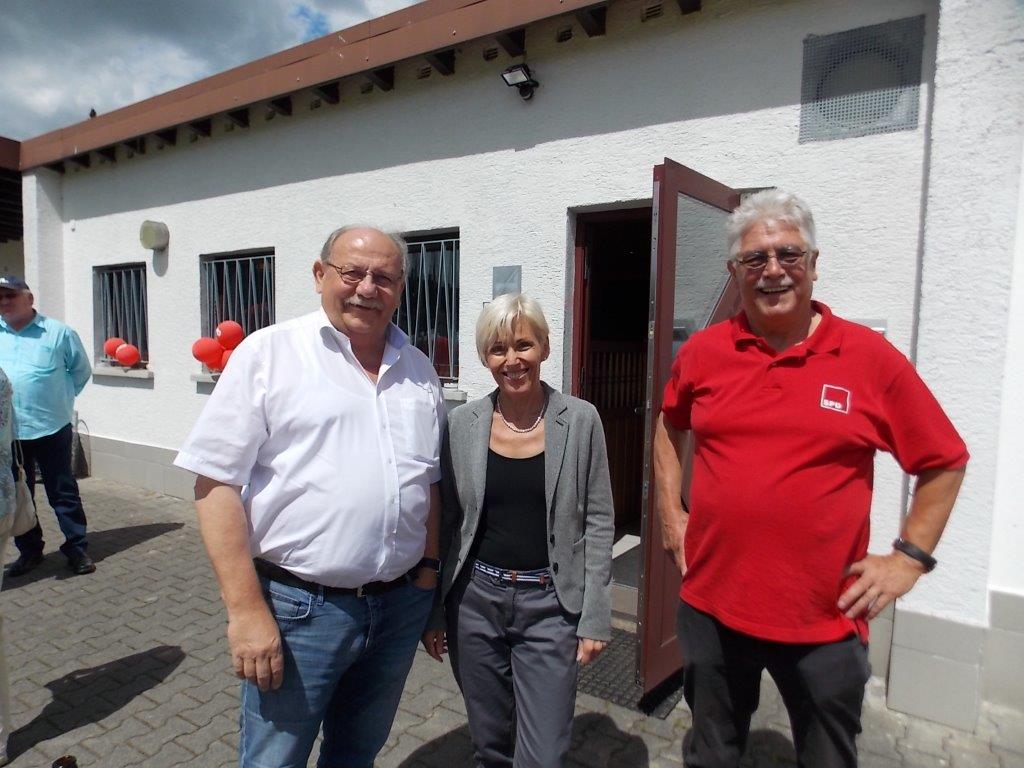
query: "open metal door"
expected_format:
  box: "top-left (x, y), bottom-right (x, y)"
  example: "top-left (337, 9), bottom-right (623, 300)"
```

top-left (636, 160), bottom-right (740, 694)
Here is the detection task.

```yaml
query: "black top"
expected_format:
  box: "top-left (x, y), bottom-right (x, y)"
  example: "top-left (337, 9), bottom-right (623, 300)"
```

top-left (471, 449), bottom-right (549, 570)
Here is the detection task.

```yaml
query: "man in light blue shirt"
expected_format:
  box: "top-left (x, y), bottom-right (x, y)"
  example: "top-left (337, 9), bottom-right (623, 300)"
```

top-left (0, 275), bottom-right (95, 576)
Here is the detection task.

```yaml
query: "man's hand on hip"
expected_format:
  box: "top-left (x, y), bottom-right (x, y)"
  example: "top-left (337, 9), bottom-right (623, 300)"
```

top-left (228, 605), bottom-right (284, 692)
top-left (838, 552), bottom-right (925, 620)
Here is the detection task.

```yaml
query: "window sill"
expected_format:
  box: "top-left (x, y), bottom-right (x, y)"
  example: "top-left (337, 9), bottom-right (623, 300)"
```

top-left (442, 385), bottom-right (467, 403)
top-left (189, 373), bottom-right (220, 384)
top-left (92, 365), bottom-right (154, 380)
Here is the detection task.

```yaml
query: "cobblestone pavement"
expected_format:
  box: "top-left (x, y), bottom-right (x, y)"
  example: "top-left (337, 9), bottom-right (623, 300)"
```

top-left (2, 479), bottom-right (1022, 767)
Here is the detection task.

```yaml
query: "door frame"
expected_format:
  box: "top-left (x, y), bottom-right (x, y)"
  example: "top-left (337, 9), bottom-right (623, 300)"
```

top-left (570, 206), bottom-right (652, 398)
top-left (636, 160), bottom-right (739, 694)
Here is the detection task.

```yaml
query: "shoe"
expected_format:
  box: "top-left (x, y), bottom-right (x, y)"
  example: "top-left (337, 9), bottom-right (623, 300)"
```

top-left (6, 552), bottom-right (44, 577)
top-left (68, 552), bottom-right (96, 575)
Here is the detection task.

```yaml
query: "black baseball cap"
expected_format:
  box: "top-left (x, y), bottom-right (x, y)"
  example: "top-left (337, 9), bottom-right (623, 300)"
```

top-left (0, 275), bottom-right (29, 292)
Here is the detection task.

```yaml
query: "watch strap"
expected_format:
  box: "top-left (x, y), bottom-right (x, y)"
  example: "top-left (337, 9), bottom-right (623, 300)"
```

top-left (416, 557), bottom-right (441, 573)
top-left (892, 538), bottom-right (936, 573)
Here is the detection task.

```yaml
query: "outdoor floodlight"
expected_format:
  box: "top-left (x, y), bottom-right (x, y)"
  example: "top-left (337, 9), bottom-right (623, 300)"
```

top-left (501, 63), bottom-right (539, 101)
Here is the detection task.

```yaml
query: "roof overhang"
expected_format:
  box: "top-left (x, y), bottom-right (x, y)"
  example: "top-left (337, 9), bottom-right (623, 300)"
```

top-left (18, 0), bottom-right (629, 171)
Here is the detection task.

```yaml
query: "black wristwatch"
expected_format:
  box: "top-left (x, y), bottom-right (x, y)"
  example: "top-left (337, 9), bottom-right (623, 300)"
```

top-left (415, 557), bottom-right (441, 573)
top-left (892, 538), bottom-right (936, 573)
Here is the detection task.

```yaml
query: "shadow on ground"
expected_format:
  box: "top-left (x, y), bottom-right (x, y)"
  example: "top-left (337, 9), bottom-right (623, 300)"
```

top-left (2, 522), bottom-right (184, 591)
top-left (397, 713), bottom-right (650, 767)
top-left (7, 645), bottom-right (186, 761)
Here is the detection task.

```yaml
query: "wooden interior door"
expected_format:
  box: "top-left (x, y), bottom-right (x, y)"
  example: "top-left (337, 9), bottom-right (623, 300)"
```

top-left (636, 159), bottom-right (740, 694)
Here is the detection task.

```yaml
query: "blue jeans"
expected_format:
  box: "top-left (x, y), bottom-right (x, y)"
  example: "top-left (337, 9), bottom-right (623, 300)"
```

top-left (13, 423), bottom-right (89, 560)
top-left (239, 575), bottom-right (435, 768)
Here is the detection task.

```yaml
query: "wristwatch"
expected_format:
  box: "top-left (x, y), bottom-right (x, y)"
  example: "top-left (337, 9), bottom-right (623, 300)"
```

top-left (415, 557), bottom-right (441, 573)
top-left (892, 538), bottom-right (936, 573)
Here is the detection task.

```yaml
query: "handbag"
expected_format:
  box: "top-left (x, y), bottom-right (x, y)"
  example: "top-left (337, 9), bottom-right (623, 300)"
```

top-left (10, 443), bottom-right (38, 537)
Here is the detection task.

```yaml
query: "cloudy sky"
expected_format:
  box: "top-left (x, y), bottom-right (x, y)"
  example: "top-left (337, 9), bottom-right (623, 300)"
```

top-left (0, 0), bottom-right (420, 141)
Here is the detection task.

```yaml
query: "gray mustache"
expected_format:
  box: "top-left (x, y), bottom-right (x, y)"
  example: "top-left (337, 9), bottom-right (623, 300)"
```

top-left (346, 297), bottom-right (384, 310)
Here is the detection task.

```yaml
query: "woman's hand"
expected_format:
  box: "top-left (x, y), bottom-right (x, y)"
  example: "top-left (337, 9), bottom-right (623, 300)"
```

top-left (421, 629), bottom-right (447, 661)
top-left (576, 637), bottom-right (606, 666)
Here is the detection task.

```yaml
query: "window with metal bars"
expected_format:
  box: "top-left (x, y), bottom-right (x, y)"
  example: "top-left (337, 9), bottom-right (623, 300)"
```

top-left (200, 248), bottom-right (276, 339)
top-left (94, 263), bottom-right (149, 362)
top-left (397, 233), bottom-right (459, 381)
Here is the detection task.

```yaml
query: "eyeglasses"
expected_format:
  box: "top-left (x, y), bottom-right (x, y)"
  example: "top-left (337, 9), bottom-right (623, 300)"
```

top-left (733, 247), bottom-right (809, 270)
top-left (321, 260), bottom-right (404, 290)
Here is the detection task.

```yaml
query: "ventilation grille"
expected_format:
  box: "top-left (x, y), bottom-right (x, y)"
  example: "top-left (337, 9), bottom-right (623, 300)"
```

top-left (556, 26), bottom-right (573, 43)
top-left (799, 15), bottom-right (925, 143)
top-left (642, 1), bottom-right (664, 21)
top-left (416, 66), bottom-right (432, 80)
top-left (482, 47), bottom-right (499, 61)
top-left (359, 82), bottom-right (374, 95)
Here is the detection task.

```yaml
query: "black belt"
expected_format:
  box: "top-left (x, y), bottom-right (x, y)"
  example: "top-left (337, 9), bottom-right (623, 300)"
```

top-left (253, 559), bottom-right (409, 598)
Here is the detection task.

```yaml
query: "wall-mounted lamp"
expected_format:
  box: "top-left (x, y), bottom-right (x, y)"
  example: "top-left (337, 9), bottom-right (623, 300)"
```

top-left (501, 64), bottom-right (539, 101)
top-left (140, 220), bottom-right (169, 251)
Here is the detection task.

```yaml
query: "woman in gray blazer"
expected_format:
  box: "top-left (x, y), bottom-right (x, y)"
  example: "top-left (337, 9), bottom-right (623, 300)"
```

top-left (421, 294), bottom-right (614, 767)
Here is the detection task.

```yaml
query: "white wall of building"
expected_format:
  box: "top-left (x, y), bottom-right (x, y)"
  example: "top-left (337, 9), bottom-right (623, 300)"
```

top-left (990, 134), bottom-right (1024, 596)
top-left (32, 0), bottom-right (1022, 632)
top-left (909, 0), bottom-right (1024, 619)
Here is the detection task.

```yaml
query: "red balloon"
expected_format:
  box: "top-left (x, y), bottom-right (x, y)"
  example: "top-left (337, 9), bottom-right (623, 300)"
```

top-left (104, 337), bottom-right (126, 357)
top-left (114, 343), bottom-right (141, 367)
top-left (216, 320), bottom-right (244, 350)
top-left (192, 337), bottom-right (224, 366)
top-left (220, 349), bottom-right (233, 370)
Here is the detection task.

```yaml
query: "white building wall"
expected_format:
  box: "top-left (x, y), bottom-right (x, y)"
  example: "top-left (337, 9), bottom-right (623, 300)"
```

top-left (909, 0), bottom-right (1024, 620)
top-left (991, 138), bottom-right (1024, 596)
top-left (22, 170), bottom-right (64, 319)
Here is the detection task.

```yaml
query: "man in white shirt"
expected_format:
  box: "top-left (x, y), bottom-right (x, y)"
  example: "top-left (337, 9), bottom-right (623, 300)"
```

top-left (175, 226), bottom-right (445, 768)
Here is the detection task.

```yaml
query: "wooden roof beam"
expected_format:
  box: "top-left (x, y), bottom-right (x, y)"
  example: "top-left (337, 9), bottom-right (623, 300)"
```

top-left (70, 153), bottom-right (91, 169)
top-left (676, 0), bottom-right (701, 14)
top-left (122, 137), bottom-right (146, 155)
top-left (190, 118), bottom-right (212, 137)
top-left (366, 66), bottom-right (395, 92)
top-left (495, 29), bottom-right (526, 57)
top-left (425, 49), bottom-right (456, 76)
top-left (97, 146), bottom-right (117, 163)
top-left (227, 108), bottom-right (250, 128)
top-left (575, 5), bottom-right (607, 37)
top-left (268, 97), bottom-right (293, 117)
top-left (155, 128), bottom-right (177, 147)
top-left (315, 81), bottom-right (341, 104)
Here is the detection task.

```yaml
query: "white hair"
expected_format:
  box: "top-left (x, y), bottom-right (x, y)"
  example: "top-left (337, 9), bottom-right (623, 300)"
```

top-left (476, 293), bottom-right (550, 364)
top-left (726, 189), bottom-right (817, 259)
top-left (319, 225), bottom-right (409, 274)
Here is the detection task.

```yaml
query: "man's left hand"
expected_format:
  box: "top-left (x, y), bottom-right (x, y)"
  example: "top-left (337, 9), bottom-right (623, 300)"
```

top-left (838, 552), bottom-right (925, 620)
top-left (576, 638), bottom-right (607, 666)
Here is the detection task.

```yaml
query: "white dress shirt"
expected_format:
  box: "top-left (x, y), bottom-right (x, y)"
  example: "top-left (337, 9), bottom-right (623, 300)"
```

top-left (174, 308), bottom-right (445, 588)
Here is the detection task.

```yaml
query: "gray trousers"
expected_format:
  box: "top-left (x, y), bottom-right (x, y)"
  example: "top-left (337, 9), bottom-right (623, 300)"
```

top-left (447, 567), bottom-right (580, 768)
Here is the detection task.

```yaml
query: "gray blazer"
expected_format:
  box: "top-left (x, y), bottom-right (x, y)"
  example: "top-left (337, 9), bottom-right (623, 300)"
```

top-left (430, 383), bottom-right (614, 641)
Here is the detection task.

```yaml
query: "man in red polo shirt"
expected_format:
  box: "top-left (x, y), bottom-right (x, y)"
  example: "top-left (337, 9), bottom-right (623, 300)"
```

top-left (653, 190), bottom-right (967, 768)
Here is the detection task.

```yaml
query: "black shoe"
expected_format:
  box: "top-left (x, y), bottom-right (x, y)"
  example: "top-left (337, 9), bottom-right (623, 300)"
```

top-left (68, 552), bottom-right (96, 575)
top-left (6, 553), bottom-right (44, 577)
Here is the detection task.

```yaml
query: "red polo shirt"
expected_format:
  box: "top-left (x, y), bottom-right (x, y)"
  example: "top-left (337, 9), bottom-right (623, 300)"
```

top-left (662, 302), bottom-right (968, 644)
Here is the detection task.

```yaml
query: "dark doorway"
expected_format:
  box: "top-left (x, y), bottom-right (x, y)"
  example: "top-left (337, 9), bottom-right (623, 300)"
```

top-left (572, 208), bottom-right (651, 596)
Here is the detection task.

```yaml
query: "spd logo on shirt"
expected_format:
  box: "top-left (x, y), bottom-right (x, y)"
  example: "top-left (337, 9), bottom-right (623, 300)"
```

top-left (820, 384), bottom-right (851, 414)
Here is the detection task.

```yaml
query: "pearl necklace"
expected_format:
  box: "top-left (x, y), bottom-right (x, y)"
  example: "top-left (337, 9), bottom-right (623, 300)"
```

top-left (496, 395), bottom-right (547, 434)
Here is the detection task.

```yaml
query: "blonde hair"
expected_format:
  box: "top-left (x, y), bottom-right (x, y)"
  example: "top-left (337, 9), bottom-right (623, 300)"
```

top-left (476, 293), bottom-right (550, 364)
